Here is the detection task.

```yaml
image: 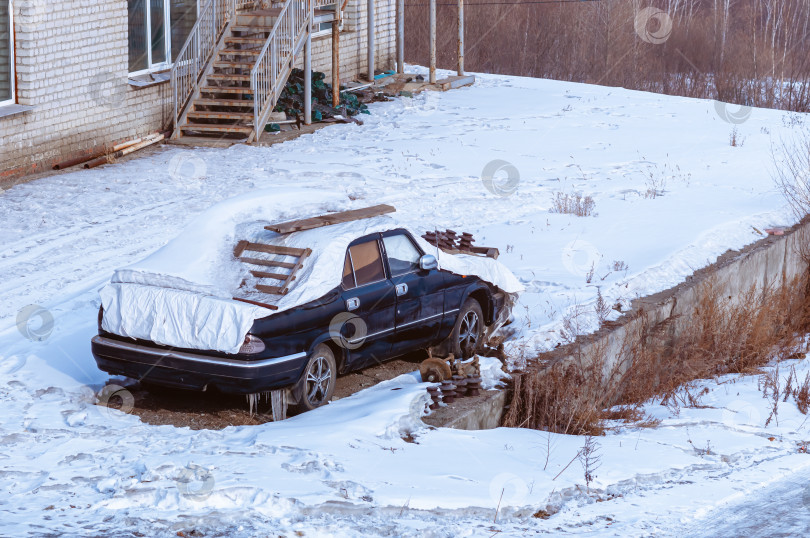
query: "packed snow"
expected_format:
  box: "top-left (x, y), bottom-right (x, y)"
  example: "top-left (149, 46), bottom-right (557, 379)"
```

top-left (0, 66), bottom-right (807, 535)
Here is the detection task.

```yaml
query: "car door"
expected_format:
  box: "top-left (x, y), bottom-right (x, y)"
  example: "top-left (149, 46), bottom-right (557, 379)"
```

top-left (337, 235), bottom-right (398, 370)
top-left (382, 230), bottom-right (446, 355)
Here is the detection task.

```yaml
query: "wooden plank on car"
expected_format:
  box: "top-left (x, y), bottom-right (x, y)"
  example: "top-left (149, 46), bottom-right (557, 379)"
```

top-left (232, 296), bottom-right (279, 310)
top-left (251, 270), bottom-right (293, 281)
top-left (265, 204), bottom-right (396, 234)
top-left (256, 284), bottom-right (288, 295)
top-left (242, 242), bottom-right (308, 257)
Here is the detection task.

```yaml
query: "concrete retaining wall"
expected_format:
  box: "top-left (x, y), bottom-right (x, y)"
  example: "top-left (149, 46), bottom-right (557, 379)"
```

top-left (442, 218), bottom-right (809, 430)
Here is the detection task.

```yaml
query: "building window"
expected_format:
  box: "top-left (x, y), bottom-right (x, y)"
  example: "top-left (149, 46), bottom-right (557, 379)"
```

top-left (313, 4), bottom-right (337, 37)
top-left (128, 0), bottom-right (198, 74)
top-left (0, 0), bottom-right (14, 105)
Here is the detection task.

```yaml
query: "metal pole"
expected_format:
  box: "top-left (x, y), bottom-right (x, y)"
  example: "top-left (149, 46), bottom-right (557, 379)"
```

top-left (332, 12), bottom-right (341, 107)
top-left (368, 0), bottom-right (375, 82)
top-left (429, 0), bottom-right (436, 83)
top-left (304, 20), bottom-right (312, 125)
top-left (397, 0), bottom-right (404, 73)
top-left (457, 0), bottom-right (464, 76)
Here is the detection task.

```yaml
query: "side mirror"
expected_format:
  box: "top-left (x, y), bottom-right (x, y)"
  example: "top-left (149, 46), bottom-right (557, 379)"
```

top-left (419, 254), bottom-right (438, 271)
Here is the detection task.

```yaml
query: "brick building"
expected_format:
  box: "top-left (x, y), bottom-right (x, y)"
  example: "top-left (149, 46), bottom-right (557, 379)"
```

top-left (0, 0), bottom-right (398, 183)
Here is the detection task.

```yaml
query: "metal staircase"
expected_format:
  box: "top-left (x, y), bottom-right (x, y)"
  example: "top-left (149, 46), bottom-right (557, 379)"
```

top-left (171, 0), bottom-right (333, 142)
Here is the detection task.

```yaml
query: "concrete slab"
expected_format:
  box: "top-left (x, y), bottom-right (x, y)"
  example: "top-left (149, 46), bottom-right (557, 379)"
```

top-left (423, 389), bottom-right (508, 430)
top-left (434, 75), bottom-right (476, 91)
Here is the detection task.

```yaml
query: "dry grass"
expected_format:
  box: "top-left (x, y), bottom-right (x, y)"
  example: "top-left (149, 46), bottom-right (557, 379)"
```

top-left (504, 272), bottom-right (810, 435)
top-left (550, 192), bottom-right (596, 217)
top-left (405, 0), bottom-right (810, 114)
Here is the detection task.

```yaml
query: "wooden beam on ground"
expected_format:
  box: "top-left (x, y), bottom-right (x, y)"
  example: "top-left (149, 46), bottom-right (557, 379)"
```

top-left (265, 204), bottom-right (396, 234)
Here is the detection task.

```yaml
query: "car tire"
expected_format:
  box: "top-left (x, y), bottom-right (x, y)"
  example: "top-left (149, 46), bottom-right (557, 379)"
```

top-left (290, 344), bottom-right (337, 413)
top-left (450, 298), bottom-right (484, 360)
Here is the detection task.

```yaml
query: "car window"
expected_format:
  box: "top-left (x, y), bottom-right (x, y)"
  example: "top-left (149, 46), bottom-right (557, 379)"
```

top-left (383, 234), bottom-right (421, 275)
top-left (346, 239), bottom-right (385, 287)
top-left (342, 251), bottom-right (356, 288)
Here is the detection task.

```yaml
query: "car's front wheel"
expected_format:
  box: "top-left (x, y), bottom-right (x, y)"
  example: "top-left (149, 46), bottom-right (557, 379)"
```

top-left (451, 298), bottom-right (484, 359)
top-left (290, 344), bottom-right (337, 413)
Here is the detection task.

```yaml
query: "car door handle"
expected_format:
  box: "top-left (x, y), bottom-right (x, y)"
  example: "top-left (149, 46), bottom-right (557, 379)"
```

top-left (396, 283), bottom-right (408, 296)
top-left (346, 297), bottom-right (360, 311)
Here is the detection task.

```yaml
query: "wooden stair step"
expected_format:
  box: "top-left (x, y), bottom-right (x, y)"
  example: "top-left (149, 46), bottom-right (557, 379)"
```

top-left (188, 111), bottom-right (253, 120)
top-left (214, 61), bottom-right (255, 68)
top-left (231, 25), bottom-right (273, 33)
top-left (220, 48), bottom-right (261, 55)
top-left (208, 73), bottom-right (251, 81)
top-left (194, 98), bottom-right (254, 107)
top-left (225, 36), bottom-right (267, 44)
top-left (180, 123), bottom-right (253, 134)
top-left (200, 86), bottom-right (254, 94)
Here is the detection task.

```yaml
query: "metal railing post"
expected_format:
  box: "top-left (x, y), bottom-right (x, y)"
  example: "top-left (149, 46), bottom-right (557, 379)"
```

top-left (429, 0), bottom-right (436, 83)
top-left (397, 0), bottom-right (404, 73)
top-left (304, 16), bottom-right (312, 124)
top-left (457, 0), bottom-right (464, 76)
top-left (367, 0), bottom-right (375, 82)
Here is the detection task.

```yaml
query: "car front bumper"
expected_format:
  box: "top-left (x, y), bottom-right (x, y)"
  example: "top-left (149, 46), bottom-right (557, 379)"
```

top-left (91, 335), bottom-right (307, 394)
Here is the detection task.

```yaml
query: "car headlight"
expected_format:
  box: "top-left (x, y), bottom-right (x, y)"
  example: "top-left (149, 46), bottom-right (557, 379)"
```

top-left (239, 335), bottom-right (266, 355)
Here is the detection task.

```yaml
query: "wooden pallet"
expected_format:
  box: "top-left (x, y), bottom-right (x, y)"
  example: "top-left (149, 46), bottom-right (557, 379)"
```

top-left (265, 204), bottom-right (396, 234)
top-left (233, 241), bottom-right (312, 304)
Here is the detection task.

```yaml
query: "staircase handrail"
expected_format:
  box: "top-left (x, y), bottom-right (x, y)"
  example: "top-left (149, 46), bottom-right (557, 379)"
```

top-left (250, 0), bottom-right (314, 138)
top-left (171, 0), bottom-right (239, 131)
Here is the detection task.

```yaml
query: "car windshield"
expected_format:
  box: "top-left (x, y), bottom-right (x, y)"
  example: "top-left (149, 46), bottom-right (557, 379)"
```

top-left (383, 234), bottom-right (421, 275)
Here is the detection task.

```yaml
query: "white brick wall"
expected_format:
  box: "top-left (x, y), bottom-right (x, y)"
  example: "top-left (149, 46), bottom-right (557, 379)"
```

top-left (0, 0), bottom-right (397, 182)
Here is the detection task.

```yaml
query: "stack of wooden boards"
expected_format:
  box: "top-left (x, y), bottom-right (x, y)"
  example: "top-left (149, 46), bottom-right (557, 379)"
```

top-left (422, 229), bottom-right (499, 259)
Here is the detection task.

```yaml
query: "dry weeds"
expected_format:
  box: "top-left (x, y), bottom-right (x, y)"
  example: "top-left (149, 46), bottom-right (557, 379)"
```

top-left (504, 272), bottom-right (810, 435)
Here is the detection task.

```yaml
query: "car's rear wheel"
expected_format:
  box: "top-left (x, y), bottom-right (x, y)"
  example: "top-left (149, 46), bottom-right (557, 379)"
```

top-left (290, 344), bottom-right (337, 413)
top-left (451, 298), bottom-right (484, 359)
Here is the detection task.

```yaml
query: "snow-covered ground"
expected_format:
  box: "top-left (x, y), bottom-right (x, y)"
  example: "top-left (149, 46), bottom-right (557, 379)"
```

top-left (1, 67), bottom-right (807, 535)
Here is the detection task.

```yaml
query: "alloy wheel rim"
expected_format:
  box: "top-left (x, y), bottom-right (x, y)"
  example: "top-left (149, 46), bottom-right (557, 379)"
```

top-left (306, 356), bottom-right (332, 405)
top-left (458, 311), bottom-right (480, 354)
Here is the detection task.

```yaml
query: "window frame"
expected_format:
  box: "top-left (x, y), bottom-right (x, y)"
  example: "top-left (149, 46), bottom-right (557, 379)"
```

top-left (129, 0), bottom-right (199, 77)
top-left (1, 0), bottom-right (15, 107)
top-left (312, 4), bottom-right (338, 38)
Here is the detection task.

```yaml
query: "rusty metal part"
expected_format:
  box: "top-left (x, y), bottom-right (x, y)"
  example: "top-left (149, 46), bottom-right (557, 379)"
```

top-left (420, 357), bottom-right (452, 382)
top-left (332, 10), bottom-right (340, 108)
